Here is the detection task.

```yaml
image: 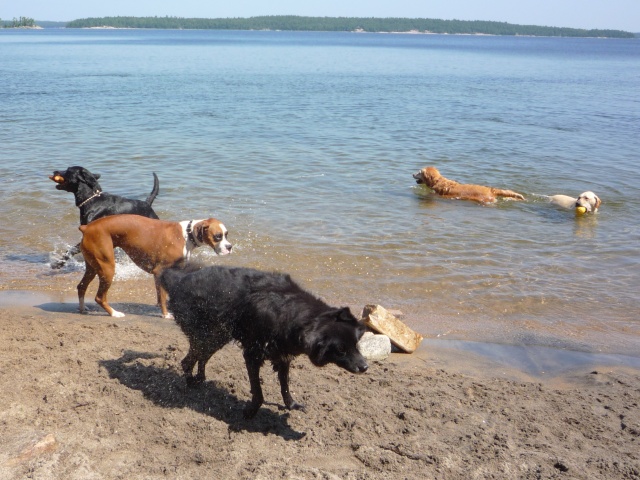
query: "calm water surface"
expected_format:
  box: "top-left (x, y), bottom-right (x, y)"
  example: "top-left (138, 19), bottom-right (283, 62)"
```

top-left (1, 29), bottom-right (639, 358)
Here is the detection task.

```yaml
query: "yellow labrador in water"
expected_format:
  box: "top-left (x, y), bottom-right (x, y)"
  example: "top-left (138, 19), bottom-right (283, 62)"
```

top-left (549, 191), bottom-right (601, 214)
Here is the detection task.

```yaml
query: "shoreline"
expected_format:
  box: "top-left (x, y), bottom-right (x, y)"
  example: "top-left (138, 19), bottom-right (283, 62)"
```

top-left (62, 26), bottom-right (633, 39)
top-left (2, 285), bottom-right (639, 381)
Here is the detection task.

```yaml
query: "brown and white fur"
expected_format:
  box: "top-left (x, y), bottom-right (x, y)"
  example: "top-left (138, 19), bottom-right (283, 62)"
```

top-left (78, 214), bottom-right (232, 318)
top-left (413, 166), bottom-right (525, 203)
top-left (549, 191), bottom-right (601, 213)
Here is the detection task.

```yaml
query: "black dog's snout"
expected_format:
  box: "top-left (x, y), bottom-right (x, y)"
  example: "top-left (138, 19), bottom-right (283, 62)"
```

top-left (354, 360), bottom-right (368, 373)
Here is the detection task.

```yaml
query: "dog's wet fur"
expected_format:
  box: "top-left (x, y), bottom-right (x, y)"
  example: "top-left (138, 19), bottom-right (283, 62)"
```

top-left (413, 166), bottom-right (525, 203)
top-left (49, 166), bottom-right (159, 268)
top-left (160, 263), bottom-right (369, 418)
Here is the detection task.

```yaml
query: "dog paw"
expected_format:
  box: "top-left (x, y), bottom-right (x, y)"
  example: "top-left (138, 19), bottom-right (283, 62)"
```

top-left (78, 305), bottom-right (99, 314)
top-left (110, 311), bottom-right (125, 318)
top-left (162, 312), bottom-right (174, 320)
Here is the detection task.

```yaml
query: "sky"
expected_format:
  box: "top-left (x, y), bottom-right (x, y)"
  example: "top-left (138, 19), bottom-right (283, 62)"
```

top-left (2, 0), bottom-right (639, 32)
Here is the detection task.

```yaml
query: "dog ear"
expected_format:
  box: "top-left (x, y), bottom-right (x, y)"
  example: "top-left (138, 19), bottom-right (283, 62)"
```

top-left (594, 196), bottom-right (601, 210)
top-left (316, 307), bottom-right (357, 325)
top-left (308, 339), bottom-right (329, 367)
top-left (335, 307), bottom-right (359, 324)
top-left (193, 223), bottom-right (206, 243)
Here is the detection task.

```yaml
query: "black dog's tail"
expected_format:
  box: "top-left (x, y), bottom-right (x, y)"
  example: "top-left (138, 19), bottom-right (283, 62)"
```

top-left (145, 173), bottom-right (160, 206)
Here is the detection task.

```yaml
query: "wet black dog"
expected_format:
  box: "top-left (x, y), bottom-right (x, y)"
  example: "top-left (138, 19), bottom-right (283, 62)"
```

top-left (49, 166), bottom-right (160, 268)
top-left (160, 264), bottom-right (369, 418)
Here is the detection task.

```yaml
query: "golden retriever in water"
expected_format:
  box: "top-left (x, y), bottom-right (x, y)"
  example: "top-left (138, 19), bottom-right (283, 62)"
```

top-left (413, 166), bottom-right (525, 203)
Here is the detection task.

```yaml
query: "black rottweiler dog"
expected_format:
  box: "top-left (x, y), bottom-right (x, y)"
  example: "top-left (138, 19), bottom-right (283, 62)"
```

top-left (160, 264), bottom-right (369, 419)
top-left (49, 166), bottom-right (160, 268)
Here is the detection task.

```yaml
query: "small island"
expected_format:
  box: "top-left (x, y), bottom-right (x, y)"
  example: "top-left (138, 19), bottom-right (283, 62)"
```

top-left (62, 16), bottom-right (635, 38)
top-left (0, 16), bottom-right (41, 29)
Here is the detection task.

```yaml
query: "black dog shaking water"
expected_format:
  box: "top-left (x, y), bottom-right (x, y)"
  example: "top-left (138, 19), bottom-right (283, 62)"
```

top-left (160, 264), bottom-right (369, 419)
top-left (50, 166), bottom-right (160, 268)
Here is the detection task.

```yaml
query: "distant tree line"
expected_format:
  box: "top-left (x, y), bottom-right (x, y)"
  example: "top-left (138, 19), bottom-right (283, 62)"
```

top-left (1, 16), bottom-right (36, 28)
top-left (64, 16), bottom-right (634, 38)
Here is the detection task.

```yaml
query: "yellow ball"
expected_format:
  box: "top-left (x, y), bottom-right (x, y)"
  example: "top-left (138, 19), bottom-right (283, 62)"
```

top-left (576, 206), bottom-right (587, 215)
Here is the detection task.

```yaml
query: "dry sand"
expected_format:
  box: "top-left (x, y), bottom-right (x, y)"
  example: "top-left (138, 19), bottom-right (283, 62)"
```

top-left (0, 282), bottom-right (639, 479)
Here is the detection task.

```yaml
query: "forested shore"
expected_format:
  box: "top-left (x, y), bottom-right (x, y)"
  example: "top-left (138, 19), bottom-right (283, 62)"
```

top-left (1, 16), bottom-right (37, 28)
top-left (62, 16), bottom-right (634, 38)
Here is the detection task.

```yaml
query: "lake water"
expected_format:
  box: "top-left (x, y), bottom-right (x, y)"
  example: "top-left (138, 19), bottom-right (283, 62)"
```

top-left (1, 29), bottom-right (639, 360)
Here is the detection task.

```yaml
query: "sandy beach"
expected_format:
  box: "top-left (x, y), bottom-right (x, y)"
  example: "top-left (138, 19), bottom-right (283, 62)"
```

top-left (1, 280), bottom-right (639, 480)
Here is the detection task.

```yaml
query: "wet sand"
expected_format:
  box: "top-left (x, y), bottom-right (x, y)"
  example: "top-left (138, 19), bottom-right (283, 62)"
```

top-left (1, 282), bottom-right (639, 479)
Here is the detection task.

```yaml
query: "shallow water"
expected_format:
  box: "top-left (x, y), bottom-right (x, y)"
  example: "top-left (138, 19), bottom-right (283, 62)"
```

top-left (1, 29), bottom-right (639, 358)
